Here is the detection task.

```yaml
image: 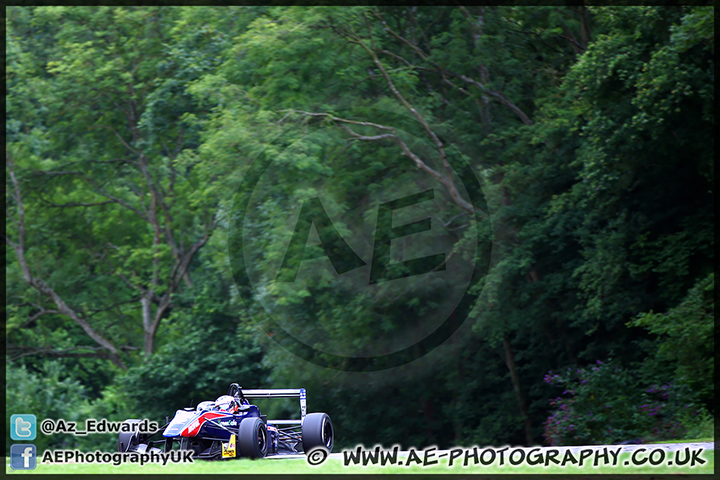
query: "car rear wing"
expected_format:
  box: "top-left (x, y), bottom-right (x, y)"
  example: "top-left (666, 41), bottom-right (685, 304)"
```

top-left (242, 388), bottom-right (307, 424)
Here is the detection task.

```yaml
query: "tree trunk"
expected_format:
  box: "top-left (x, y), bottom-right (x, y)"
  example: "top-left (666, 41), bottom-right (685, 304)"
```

top-left (451, 312), bottom-right (464, 443)
top-left (502, 335), bottom-right (534, 445)
top-left (144, 331), bottom-right (155, 357)
top-left (420, 396), bottom-right (437, 445)
top-left (578, 6), bottom-right (591, 50)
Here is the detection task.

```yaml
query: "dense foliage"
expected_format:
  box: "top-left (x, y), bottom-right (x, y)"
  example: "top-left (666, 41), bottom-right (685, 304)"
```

top-left (6, 6), bottom-right (714, 452)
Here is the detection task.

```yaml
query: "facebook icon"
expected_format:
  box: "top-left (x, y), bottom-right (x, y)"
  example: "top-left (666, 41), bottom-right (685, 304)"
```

top-left (11, 444), bottom-right (37, 470)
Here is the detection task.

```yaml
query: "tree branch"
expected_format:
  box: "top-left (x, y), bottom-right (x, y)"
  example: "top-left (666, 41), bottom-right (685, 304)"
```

top-left (88, 124), bottom-right (141, 156)
top-left (18, 308), bottom-right (61, 329)
top-left (285, 110), bottom-right (485, 217)
top-left (6, 154), bottom-right (126, 369)
top-left (343, 29), bottom-right (485, 216)
top-left (47, 200), bottom-right (115, 208)
top-left (7, 344), bottom-right (138, 363)
top-left (372, 11), bottom-right (533, 126)
top-left (84, 177), bottom-right (149, 222)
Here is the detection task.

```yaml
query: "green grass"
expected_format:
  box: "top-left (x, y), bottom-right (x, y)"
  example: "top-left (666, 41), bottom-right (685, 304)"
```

top-left (6, 450), bottom-right (714, 475)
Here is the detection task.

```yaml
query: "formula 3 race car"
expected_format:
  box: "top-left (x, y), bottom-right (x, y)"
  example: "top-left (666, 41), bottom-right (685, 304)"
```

top-left (117, 383), bottom-right (333, 459)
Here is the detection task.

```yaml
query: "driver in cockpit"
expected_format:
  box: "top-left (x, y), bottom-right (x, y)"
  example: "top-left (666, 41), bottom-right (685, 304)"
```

top-left (213, 395), bottom-right (240, 413)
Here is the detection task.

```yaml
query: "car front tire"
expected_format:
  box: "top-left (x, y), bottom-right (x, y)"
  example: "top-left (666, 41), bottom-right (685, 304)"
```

top-left (238, 417), bottom-right (268, 459)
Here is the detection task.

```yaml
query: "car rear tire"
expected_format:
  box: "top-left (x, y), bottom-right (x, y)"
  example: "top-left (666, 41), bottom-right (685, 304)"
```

top-left (302, 413), bottom-right (333, 453)
top-left (238, 417), bottom-right (268, 459)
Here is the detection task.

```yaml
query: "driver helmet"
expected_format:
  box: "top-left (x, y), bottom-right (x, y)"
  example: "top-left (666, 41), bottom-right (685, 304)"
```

top-left (214, 395), bottom-right (239, 413)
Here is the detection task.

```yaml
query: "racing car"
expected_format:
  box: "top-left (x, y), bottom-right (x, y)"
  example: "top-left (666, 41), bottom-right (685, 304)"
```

top-left (117, 383), bottom-right (333, 459)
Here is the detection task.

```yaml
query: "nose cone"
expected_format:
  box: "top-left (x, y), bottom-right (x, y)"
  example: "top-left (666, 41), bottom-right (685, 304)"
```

top-left (163, 410), bottom-right (197, 438)
top-left (163, 424), bottom-right (184, 437)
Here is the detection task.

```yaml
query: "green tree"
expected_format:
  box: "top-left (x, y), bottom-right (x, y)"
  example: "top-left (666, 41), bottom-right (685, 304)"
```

top-left (631, 273), bottom-right (714, 412)
top-left (6, 7), bottom-right (232, 368)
